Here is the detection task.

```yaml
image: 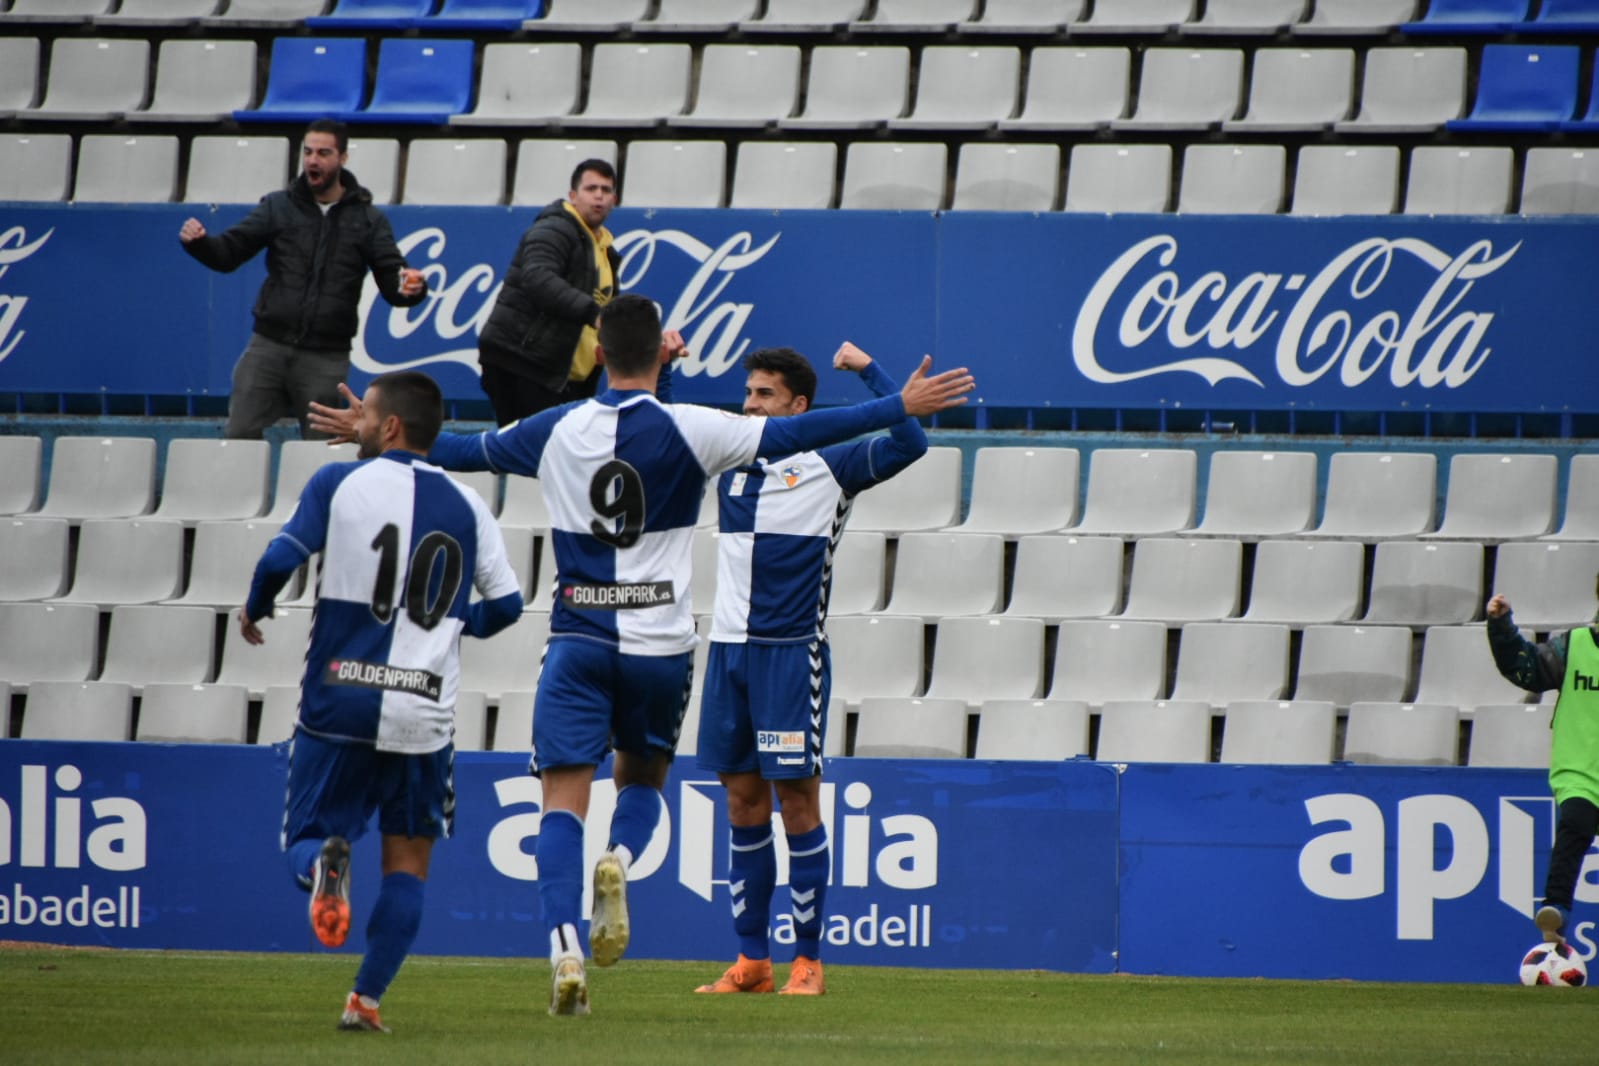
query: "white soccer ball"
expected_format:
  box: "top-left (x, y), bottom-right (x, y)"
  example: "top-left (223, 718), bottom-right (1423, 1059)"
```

top-left (1519, 942), bottom-right (1588, 987)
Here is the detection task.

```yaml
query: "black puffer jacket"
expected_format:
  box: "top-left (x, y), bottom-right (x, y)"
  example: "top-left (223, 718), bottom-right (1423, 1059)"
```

top-left (182, 169), bottom-right (423, 352)
top-left (478, 201), bottom-right (620, 390)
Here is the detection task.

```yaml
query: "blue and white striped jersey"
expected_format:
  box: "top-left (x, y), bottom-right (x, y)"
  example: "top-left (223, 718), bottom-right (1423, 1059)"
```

top-left (247, 452), bottom-right (522, 754)
top-left (712, 361), bottom-right (926, 644)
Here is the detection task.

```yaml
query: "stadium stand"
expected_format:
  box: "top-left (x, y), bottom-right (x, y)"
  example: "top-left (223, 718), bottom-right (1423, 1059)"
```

top-left (853, 697), bottom-right (968, 758)
top-left (1238, 539), bottom-right (1364, 627)
top-left (825, 531), bottom-right (888, 616)
top-left (51, 519), bottom-right (186, 608)
top-left (1096, 699), bottom-right (1212, 763)
top-left (342, 38), bottom-right (476, 125)
top-left (0, 602), bottom-right (100, 692)
top-left (952, 446), bottom-right (1079, 536)
top-left (880, 532), bottom-right (1005, 621)
top-left (827, 614), bottom-right (924, 710)
top-left (1403, 146), bottom-right (1514, 214)
top-left (1071, 448), bottom-right (1197, 537)
top-left (136, 683), bottom-right (250, 745)
top-left (132, 40), bottom-right (258, 124)
top-left (1181, 450), bottom-right (1316, 538)
top-left (98, 605), bottom-right (217, 693)
top-left (185, 135), bottom-right (292, 203)
top-left (840, 142), bottom-right (947, 210)
top-left (19, 681), bottom-right (133, 742)
top-left (0, 518), bottom-right (69, 602)
top-left (453, 43), bottom-right (579, 126)
top-left (730, 140), bottom-right (836, 208)
top-left (234, 37), bottom-right (367, 123)
top-left (1467, 704), bottom-right (1554, 768)
top-left (844, 446), bottom-right (962, 534)
top-left (1343, 701), bottom-right (1459, 766)
top-left (36, 438), bottom-right (156, 522)
top-left (1177, 144), bottom-right (1286, 214)
top-left (1293, 625), bottom-right (1413, 711)
top-left (1168, 622), bottom-right (1292, 709)
top-left (1119, 537), bottom-right (1242, 622)
top-left (922, 615), bottom-right (1046, 709)
top-left (0, 436), bottom-right (42, 514)
top-left (1003, 535), bottom-right (1125, 622)
top-left (951, 142), bottom-right (1061, 211)
top-left (975, 698), bottom-right (1091, 760)
top-left (1000, 46), bottom-right (1132, 131)
top-left (1050, 619), bottom-right (1168, 710)
top-left (1218, 700), bottom-right (1339, 765)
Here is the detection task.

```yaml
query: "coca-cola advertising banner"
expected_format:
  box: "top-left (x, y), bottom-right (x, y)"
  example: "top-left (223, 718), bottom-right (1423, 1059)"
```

top-left (0, 204), bottom-right (1590, 412)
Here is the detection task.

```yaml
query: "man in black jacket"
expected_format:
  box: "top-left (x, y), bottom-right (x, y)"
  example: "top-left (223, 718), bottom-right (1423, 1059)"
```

top-left (179, 119), bottom-right (427, 440)
top-left (476, 158), bottom-right (622, 426)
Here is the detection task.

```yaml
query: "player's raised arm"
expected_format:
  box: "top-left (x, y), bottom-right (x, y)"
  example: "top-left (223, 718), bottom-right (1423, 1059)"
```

top-left (754, 356), bottom-right (973, 460)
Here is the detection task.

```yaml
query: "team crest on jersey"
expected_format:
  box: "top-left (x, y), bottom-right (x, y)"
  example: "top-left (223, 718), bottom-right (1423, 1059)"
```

top-left (781, 465), bottom-right (802, 488)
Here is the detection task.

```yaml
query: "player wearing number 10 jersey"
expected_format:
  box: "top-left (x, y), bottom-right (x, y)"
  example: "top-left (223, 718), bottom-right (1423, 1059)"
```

top-left (242, 371), bottom-right (523, 1033)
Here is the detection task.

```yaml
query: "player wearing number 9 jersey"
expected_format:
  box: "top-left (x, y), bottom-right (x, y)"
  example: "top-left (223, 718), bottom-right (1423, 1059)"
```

top-left (411, 294), bottom-right (975, 1015)
top-left (241, 371), bottom-right (523, 1034)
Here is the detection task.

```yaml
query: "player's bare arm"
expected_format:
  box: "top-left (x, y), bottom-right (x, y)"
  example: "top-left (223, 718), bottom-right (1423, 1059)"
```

top-left (899, 355), bottom-right (975, 417)
top-left (833, 341), bottom-right (872, 373)
top-left (307, 383), bottom-right (363, 443)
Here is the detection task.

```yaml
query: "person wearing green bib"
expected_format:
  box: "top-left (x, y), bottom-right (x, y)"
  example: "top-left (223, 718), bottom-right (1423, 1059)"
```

top-left (1486, 583), bottom-right (1599, 946)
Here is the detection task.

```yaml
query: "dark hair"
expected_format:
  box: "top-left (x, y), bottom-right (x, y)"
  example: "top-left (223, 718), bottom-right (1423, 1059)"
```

top-left (742, 347), bottom-right (817, 406)
top-left (305, 118), bottom-right (349, 154)
top-left (596, 294), bottom-right (663, 378)
top-left (368, 371), bottom-right (444, 452)
top-left (570, 158), bottom-right (617, 192)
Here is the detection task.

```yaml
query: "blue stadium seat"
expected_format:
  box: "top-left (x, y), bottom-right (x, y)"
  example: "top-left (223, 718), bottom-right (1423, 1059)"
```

top-left (234, 38), bottom-right (366, 123)
top-left (1402, 0), bottom-right (1528, 33)
top-left (307, 0), bottom-right (434, 28)
top-left (1562, 61), bottom-right (1599, 130)
top-left (1446, 44), bottom-right (1580, 132)
top-left (343, 38), bottom-right (474, 124)
top-left (1509, 0), bottom-right (1599, 32)
top-left (421, 0), bottom-right (543, 28)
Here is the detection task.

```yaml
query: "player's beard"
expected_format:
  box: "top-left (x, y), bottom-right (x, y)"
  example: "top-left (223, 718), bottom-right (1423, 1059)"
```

top-left (356, 427), bottom-right (381, 460)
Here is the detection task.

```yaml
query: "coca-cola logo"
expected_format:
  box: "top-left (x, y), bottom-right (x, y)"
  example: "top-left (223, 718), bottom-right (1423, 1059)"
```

top-left (1073, 235), bottom-right (1519, 391)
top-left (0, 225), bottom-right (53, 366)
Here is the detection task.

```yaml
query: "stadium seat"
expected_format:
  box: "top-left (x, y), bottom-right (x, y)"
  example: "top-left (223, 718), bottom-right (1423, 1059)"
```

top-left (1224, 48), bottom-right (1353, 132)
top-left (975, 699), bottom-right (1091, 760)
top-left (569, 43), bottom-right (692, 126)
top-left (458, 614), bottom-right (550, 703)
top-left (73, 135), bottom-right (179, 203)
top-left (496, 526), bottom-right (537, 602)
top-left (1295, 0), bottom-right (1417, 34)
top-left (827, 531), bottom-right (888, 616)
top-left (342, 38), bottom-right (474, 125)
top-left (853, 697), bottom-right (968, 758)
top-left (689, 529), bottom-right (719, 618)
top-left (827, 614), bottom-right (924, 709)
top-left (496, 473), bottom-right (553, 530)
top-left (532, 536), bottom-right (558, 608)
top-left (1412, 625), bottom-right (1548, 712)
top-left (697, 485), bottom-right (719, 530)
top-left (452, 43), bottom-right (580, 127)
top-left (491, 690), bottom-right (534, 751)
top-left (0, 37), bottom-right (40, 116)
top-left (235, 38), bottom-right (367, 123)
top-left (1560, 63), bottom-right (1599, 132)
top-left (1422, 454), bottom-right (1557, 541)
top-left (52, 519), bottom-right (186, 607)
top-left (166, 520), bottom-right (283, 611)
top-left (730, 142), bottom-right (837, 209)
top-left (665, 44), bottom-right (800, 129)
top-left (307, 0), bottom-right (432, 27)
top-left (1545, 455), bottom-right (1599, 540)
top-left (452, 690), bottom-right (490, 751)
top-left (1050, 619), bottom-right (1168, 708)
top-left (137, 683), bottom-right (250, 744)
top-left (1070, 448), bottom-right (1197, 537)
top-left (880, 533), bottom-right (1004, 621)
top-left (1335, 47), bottom-right (1468, 133)
top-left (0, 518), bottom-right (69, 602)
top-left (342, 138), bottom-right (400, 205)
top-left (266, 441), bottom-right (358, 522)
top-left (185, 136), bottom-right (291, 204)
top-left (1344, 702), bottom-right (1459, 766)
top-left (1119, 538), bottom-right (1242, 622)
top-left (1362, 540), bottom-right (1484, 628)
top-left (0, 683), bottom-right (8, 738)
top-left (20, 682), bottom-right (133, 742)
top-left (154, 439), bottom-right (270, 524)
top-left (1446, 45), bottom-right (1580, 133)
top-left (257, 685), bottom-right (300, 744)
top-left (524, 0), bottom-right (648, 31)
top-left (1300, 451), bottom-right (1436, 540)
top-left (1177, 144), bottom-right (1285, 214)
top-left (852, 0), bottom-right (975, 31)
top-left (511, 140), bottom-right (617, 206)
top-left (423, 0), bottom-right (544, 29)
top-left (1467, 704), bottom-right (1552, 768)
top-left (839, 143), bottom-right (947, 210)
top-left (1184, 0), bottom-right (1306, 34)
top-left (25, 38), bottom-right (150, 121)
top-left (845, 446), bottom-right (962, 534)
top-left (1169, 622), bottom-right (1291, 709)
top-left (1402, 0), bottom-right (1529, 34)
top-left (1403, 147), bottom-right (1514, 214)
top-left (129, 40), bottom-right (257, 123)
top-left (0, 0), bottom-right (113, 19)
top-left (1293, 624), bottom-right (1412, 710)
top-left (1521, 149), bottom-right (1599, 215)
top-left (1491, 541), bottom-right (1599, 633)
top-left (1096, 700), bottom-right (1212, 763)
top-left (1073, 0), bottom-right (1195, 33)
top-left (951, 143), bottom-right (1060, 212)
top-left (1184, 450), bottom-right (1316, 538)
top-left (623, 141), bottom-right (727, 208)
top-left (952, 446), bottom-right (1078, 536)
top-left (923, 616), bottom-right (1046, 709)
top-left (739, 0), bottom-right (865, 32)
top-left (962, 0), bottom-right (1084, 34)
top-left (1000, 47), bottom-right (1131, 131)
top-left (888, 47), bottom-right (1021, 131)
top-left (0, 602), bottom-right (99, 690)
top-left (640, 0), bottom-right (758, 32)
top-left (214, 607), bottom-right (313, 698)
top-left (1510, 0), bottom-right (1599, 30)
top-left (1239, 539), bottom-right (1364, 627)
top-left (402, 139), bottom-right (507, 205)
top-left (1111, 49), bottom-right (1244, 131)
top-left (98, 1), bottom-right (224, 25)
top-left (1063, 144), bottom-right (1172, 212)
top-left (1291, 146), bottom-right (1400, 215)
top-left (1219, 700), bottom-right (1338, 765)
top-left (1004, 535), bottom-right (1124, 622)
top-left (778, 46), bottom-right (911, 130)
top-left (37, 436), bottom-right (156, 521)
top-left (98, 605), bottom-right (216, 692)
top-left (0, 436), bottom-right (43, 514)
top-left (443, 470), bottom-right (499, 516)
top-left (203, 0), bottom-right (331, 24)
top-left (0, 134), bottom-right (70, 201)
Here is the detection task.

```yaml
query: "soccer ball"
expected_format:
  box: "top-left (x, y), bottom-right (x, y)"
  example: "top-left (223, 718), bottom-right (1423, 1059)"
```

top-left (1519, 942), bottom-right (1588, 987)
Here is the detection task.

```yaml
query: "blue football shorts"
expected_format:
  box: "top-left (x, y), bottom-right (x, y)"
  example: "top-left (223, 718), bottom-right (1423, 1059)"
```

top-left (696, 639), bottom-right (829, 780)
top-left (281, 728), bottom-right (455, 850)
top-left (530, 636), bottom-right (693, 772)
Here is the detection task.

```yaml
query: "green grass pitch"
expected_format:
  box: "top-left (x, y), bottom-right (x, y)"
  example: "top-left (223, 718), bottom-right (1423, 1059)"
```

top-left (0, 947), bottom-right (1581, 1066)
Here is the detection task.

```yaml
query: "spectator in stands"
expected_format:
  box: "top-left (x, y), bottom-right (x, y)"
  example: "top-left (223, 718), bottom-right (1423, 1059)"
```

top-left (239, 369), bottom-right (522, 1034)
top-left (694, 341), bottom-right (929, 998)
top-left (1485, 586), bottom-right (1599, 948)
top-left (476, 158), bottom-right (621, 426)
top-left (178, 118), bottom-right (427, 440)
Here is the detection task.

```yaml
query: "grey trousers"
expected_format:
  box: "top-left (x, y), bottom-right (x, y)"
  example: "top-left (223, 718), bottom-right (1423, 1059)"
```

top-left (225, 333), bottom-right (350, 440)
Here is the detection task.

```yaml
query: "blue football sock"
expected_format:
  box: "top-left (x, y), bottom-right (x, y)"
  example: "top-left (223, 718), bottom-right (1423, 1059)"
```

top-left (537, 809), bottom-right (585, 938)
top-left (353, 872), bottom-right (425, 1002)
top-left (786, 825), bottom-right (829, 961)
top-left (729, 823), bottom-right (776, 961)
top-left (286, 838), bottom-right (323, 890)
top-left (607, 784), bottom-right (663, 868)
